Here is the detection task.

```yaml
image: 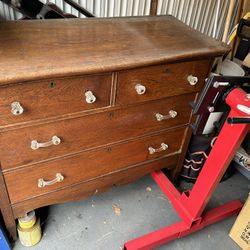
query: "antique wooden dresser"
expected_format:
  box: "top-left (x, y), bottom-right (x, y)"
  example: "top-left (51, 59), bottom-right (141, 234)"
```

top-left (0, 16), bottom-right (229, 239)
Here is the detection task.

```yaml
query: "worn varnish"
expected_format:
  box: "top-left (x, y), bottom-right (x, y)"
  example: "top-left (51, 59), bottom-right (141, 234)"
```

top-left (0, 16), bottom-right (229, 240)
top-left (5, 127), bottom-right (186, 204)
top-left (0, 74), bottom-right (112, 126)
top-left (0, 16), bottom-right (228, 85)
top-left (116, 60), bottom-right (210, 105)
top-left (12, 155), bottom-right (179, 218)
top-left (0, 93), bottom-right (195, 170)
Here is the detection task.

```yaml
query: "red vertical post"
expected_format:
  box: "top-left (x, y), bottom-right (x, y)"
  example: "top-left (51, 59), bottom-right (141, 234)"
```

top-left (124, 88), bottom-right (249, 250)
top-left (182, 88), bottom-right (250, 220)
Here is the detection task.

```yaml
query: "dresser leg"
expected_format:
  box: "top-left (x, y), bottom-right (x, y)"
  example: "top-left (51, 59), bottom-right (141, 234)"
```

top-left (0, 168), bottom-right (17, 240)
top-left (0, 202), bottom-right (17, 240)
top-left (3, 216), bottom-right (17, 240)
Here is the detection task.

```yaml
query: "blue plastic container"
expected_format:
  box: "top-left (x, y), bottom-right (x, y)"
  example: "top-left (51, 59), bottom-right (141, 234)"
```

top-left (0, 226), bottom-right (11, 250)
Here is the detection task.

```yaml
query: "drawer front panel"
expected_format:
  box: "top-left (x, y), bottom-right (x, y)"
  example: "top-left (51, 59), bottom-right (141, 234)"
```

top-left (116, 60), bottom-right (210, 105)
top-left (12, 154), bottom-right (179, 216)
top-left (0, 93), bottom-right (195, 170)
top-left (5, 128), bottom-right (185, 203)
top-left (0, 74), bottom-right (112, 127)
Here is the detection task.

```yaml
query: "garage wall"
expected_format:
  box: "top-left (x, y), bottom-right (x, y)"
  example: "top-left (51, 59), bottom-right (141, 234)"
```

top-left (0, 0), bottom-right (239, 40)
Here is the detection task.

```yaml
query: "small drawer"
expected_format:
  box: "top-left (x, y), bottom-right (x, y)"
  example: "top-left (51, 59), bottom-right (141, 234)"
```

top-left (4, 127), bottom-right (185, 204)
top-left (0, 73), bottom-right (112, 127)
top-left (116, 60), bottom-right (211, 105)
top-left (0, 93), bottom-right (195, 170)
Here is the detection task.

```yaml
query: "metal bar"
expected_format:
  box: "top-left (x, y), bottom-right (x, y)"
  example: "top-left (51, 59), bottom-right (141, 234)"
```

top-left (151, 171), bottom-right (195, 226)
top-left (64, 0), bottom-right (95, 17)
top-left (184, 89), bottom-right (250, 219)
top-left (202, 200), bottom-right (242, 226)
top-left (213, 0), bottom-right (221, 38)
top-left (125, 221), bottom-right (188, 250)
top-left (0, 0), bottom-right (70, 19)
top-left (151, 171), bottom-right (180, 198)
top-left (124, 200), bottom-right (242, 250)
top-left (228, 117), bottom-right (250, 124)
top-left (124, 86), bottom-right (249, 249)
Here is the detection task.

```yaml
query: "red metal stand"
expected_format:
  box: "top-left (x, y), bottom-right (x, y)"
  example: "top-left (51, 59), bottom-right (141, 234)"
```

top-left (124, 88), bottom-right (250, 250)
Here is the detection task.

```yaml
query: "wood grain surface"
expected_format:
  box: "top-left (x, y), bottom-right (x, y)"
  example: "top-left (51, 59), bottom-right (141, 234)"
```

top-left (0, 93), bottom-right (195, 170)
top-left (11, 154), bottom-right (179, 217)
top-left (0, 73), bottom-right (112, 126)
top-left (0, 166), bottom-right (16, 239)
top-left (0, 16), bottom-right (229, 239)
top-left (0, 16), bottom-right (229, 85)
top-left (117, 59), bottom-right (211, 105)
top-left (5, 127), bottom-right (185, 204)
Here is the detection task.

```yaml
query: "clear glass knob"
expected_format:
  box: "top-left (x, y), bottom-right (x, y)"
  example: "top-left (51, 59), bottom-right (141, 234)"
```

top-left (85, 90), bottom-right (96, 103)
top-left (11, 101), bottom-right (24, 115)
top-left (135, 84), bottom-right (146, 95)
top-left (187, 75), bottom-right (198, 86)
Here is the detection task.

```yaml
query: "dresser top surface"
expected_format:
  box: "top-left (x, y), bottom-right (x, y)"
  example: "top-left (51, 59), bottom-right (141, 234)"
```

top-left (0, 15), bottom-right (229, 85)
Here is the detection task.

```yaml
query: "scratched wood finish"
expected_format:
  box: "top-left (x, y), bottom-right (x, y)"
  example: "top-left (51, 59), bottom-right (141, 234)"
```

top-left (0, 74), bottom-right (112, 127)
top-left (12, 154), bottom-right (179, 218)
top-left (5, 127), bottom-right (185, 204)
top-left (0, 93), bottom-right (195, 171)
top-left (0, 16), bottom-right (229, 240)
top-left (117, 60), bottom-right (211, 105)
top-left (0, 16), bottom-right (229, 85)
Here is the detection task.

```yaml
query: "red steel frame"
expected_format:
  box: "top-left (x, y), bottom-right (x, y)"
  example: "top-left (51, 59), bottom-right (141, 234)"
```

top-left (124, 87), bottom-right (250, 250)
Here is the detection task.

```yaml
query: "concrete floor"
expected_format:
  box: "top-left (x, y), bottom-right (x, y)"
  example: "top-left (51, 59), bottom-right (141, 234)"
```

top-left (13, 171), bottom-right (249, 250)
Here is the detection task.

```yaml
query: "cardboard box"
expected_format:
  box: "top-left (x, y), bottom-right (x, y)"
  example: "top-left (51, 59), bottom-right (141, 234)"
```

top-left (229, 193), bottom-right (250, 250)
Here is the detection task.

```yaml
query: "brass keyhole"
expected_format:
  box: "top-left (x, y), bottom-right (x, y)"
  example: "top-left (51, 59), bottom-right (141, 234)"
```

top-left (49, 81), bottom-right (56, 88)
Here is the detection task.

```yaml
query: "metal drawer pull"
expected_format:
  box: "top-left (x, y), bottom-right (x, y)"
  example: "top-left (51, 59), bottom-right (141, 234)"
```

top-left (187, 75), bottom-right (198, 86)
top-left (155, 110), bottom-right (178, 121)
top-left (38, 173), bottom-right (64, 188)
top-left (11, 101), bottom-right (24, 115)
top-left (148, 143), bottom-right (169, 154)
top-left (85, 90), bottom-right (96, 103)
top-left (135, 84), bottom-right (146, 95)
top-left (31, 135), bottom-right (61, 150)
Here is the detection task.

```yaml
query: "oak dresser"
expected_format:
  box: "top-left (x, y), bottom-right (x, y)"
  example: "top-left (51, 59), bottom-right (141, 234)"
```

top-left (0, 16), bottom-right (229, 239)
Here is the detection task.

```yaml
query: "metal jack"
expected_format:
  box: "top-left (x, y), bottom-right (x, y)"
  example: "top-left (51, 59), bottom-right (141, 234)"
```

top-left (124, 76), bottom-right (250, 250)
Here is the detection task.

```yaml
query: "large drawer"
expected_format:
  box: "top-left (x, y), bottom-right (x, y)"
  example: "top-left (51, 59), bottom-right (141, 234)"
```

top-left (11, 154), bottom-right (179, 217)
top-left (0, 73), bottom-right (112, 127)
top-left (0, 93), bottom-right (194, 170)
top-left (0, 93), bottom-right (195, 170)
top-left (116, 60), bottom-right (210, 105)
top-left (4, 127), bottom-right (185, 204)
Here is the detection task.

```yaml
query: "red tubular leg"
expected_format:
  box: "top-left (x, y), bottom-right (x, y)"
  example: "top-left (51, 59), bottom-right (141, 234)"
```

top-left (183, 88), bottom-right (250, 219)
top-left (151, 171), bottom-right (195, 226)
top-left (124, 88), bottom-right (249, 250)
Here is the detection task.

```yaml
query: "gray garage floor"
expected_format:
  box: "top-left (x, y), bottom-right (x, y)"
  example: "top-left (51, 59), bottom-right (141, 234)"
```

top-left (13, 170), bottom-right (249, 250)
